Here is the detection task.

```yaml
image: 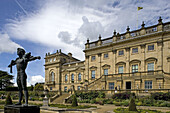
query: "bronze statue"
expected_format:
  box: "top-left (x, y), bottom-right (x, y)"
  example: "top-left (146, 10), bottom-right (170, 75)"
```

top-left (8, 48), bottom-right (41, 106)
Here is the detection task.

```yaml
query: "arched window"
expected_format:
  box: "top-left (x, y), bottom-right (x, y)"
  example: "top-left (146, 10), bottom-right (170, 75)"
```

top-left (71, 74), bottom-right (74, 81)
top-left (78, 73), bottom-right (81, 81)
top-left (51, 72), bottom-right (54, 82)
top-left (65, 74), bottom-right (68, 82)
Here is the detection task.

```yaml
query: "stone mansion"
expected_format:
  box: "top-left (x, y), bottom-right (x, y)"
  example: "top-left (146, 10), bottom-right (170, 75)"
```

top-left (44, 17), bottom-right (170, 93)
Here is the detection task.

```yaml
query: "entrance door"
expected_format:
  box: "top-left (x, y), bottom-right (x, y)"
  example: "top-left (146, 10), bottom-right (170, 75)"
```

top-left (126, 82), bottom-right (131, 89)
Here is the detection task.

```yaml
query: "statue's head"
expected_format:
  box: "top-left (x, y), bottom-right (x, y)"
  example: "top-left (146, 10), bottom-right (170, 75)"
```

top-left (17, 48), bottom-right (25, 57)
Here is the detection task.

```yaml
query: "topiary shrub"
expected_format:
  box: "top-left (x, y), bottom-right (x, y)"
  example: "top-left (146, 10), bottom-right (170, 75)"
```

top-left (129, 98), bottom-right (137, 111)
top-left (5, 93), bottom-right (13, 105)
top-left (72, 94), bottom-right (78, 107)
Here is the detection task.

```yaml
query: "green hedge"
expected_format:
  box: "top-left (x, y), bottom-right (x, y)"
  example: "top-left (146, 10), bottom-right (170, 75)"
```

top-left (114, 108), bottom-right (163, 113)
top-left (151, 92), bottom-right (170, 101)
top-left (112, 92), bottom-right (135, 100)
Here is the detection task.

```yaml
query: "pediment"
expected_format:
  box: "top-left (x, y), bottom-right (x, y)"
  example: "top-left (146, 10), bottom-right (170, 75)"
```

top-left (90, 66), bottom-right (97, 70)
top-left (102, 64), bottom-right (110, 69)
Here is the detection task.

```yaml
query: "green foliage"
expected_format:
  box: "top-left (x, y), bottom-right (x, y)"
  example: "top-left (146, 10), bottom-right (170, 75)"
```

top-left (5, 86), bottom-right (18, 91)
top-left (114, 108), bottom-right (163, 113)
top-left (90, 99), bottom-right (96, 104)
top-left (27, 85), bottom-right (34, 91)
top-left (103, 98), bottom-right (113, 104)
top-left (151, 92), bottom-right (170, 101)
top-left (159, 101), bottom-right (170, 107)
top-left (0, 100), bottom-right (5, 104)
top-left (34, 83), bottom-right (44, 91)
top-left (76, 91), bottom-right (105, 100)
top-left (122, 99), bottom-right (129, 106)
top-left (0, 105), bottom-right (4, 109)
top-left (5, 93), bottom-right (12, 105)
top-left (78, 99), bottom-right (90, 103)
top-left (112, 92), bottom-right (135, 100)
top-left (98, 91), bottom-right (106, 98)
top-left (0, 70), bottom-right (14, 90)
top-left (72, 94), bottom-right (78, 107)
top-left (129, 98), bottom-right (137, 111)
top-left (95, 98), bottom-right (104, 105)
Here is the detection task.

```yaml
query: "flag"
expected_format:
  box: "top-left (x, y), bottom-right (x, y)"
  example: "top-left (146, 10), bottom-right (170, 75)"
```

top-left (137, 7), bottom-right (143, 11)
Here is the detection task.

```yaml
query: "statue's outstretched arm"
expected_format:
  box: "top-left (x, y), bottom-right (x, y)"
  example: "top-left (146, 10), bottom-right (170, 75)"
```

top-left (28, 56), bottom-right (41, 62)
top-left (8, 60), bottom-right (16, 73)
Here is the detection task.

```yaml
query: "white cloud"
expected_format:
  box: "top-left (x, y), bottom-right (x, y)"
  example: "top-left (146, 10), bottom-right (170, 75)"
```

top-left (27, 75), bottom-right (45, 86)
top-left (4, 0), bottom-right (170, 60)
top-left (0, 32), bottom-right (22, 54)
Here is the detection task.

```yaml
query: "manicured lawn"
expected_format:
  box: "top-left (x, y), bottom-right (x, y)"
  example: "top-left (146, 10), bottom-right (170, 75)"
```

top-left (114, 108), bottom-right (163, 113)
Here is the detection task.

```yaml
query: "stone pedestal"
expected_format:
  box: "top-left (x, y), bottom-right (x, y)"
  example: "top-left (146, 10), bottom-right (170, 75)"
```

top-left (4, 105), bottom-right (40, 113)
top-left (43, 98), bottom-right (49, 106)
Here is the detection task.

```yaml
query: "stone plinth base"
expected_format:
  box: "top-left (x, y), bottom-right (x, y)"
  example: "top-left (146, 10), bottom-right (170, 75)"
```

top-left (43, 98), bottom-right (49, 106)
top-left (4, 105), bottom-right (40, 113)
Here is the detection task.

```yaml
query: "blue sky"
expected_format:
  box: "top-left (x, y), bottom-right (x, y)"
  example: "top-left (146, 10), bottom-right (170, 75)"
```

top-left (0, 0), bottom-right (169, 86)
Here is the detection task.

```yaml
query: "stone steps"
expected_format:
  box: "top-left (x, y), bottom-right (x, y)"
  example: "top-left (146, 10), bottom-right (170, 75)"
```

top-left (51, 93), bottom-right (70, 104)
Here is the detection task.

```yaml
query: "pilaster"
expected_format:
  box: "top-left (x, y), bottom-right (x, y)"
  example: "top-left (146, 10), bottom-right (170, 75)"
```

top-left (140, 44), bottom-right (146, 71)
top-left (125, 47), bottom-right (130, 73)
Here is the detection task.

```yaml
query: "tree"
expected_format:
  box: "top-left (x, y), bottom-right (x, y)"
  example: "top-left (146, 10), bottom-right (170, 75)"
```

top-left (129, 98), bottom-right (137, 111)
top-left (34, 83), bottom-right (44, 91)
top-left (0, 70), bottom-right (14, 90)
top-left (28, 85), bottom-right (34, 91)
top-left (72, 94), bottom-right (78, 107)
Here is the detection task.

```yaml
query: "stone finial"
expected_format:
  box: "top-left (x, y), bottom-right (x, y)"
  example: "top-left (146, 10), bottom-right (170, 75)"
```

top-left (141, 21), bottom-right (145, 28)
top-left (98, 34), bottom-right (101, 40)
top-left (126, 26), bottom-right (130, 32)
top-left (68, 53), bottom-right (72, 57)
top-left (87, 38), bottom-right (89, 43)
top-left (158, 16), bottom-right (163, 24)
top-left (113, 30), bottom-right (116, 36)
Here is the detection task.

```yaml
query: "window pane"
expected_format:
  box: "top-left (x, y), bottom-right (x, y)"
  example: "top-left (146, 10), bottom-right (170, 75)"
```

top-left (64, 86), bottom-right (67, 92)
top-left (132, 48), bottom-right (138, 53)
top-left (91, 70), bottom-right (95, 79)
top-left (119, 50), bottom-right (124, 55)
top-left (65, 75), bottom-right (67, 81)
top-left (77, 86), bottom-right (81, 90)
top-left (51, 72), bottom-right (54, 81)
top-left (148, 63), bottom-right (154, 71)
top-left (118, 66), bottom-right (123, 73)
top-left (91, 56), bottom-right (96, 61)
top-left (104, 53), bottom-right (108, 58)
top-left (145, 81), bottom-right (152, 89)
top-left (132, 64), bottom-right (138, 73)
top-left (71, 74), bottom-right (74, 81)
top-left (148, 45), bottom-right (154, 51)
top-left (104, 69), bottom-right (108, 75)
top-left (109, 82), bottom-right (114, 90)
top-left (50, 87), bottom-right (52, 91)
top-left (78, 73), bottom-right (81, 80)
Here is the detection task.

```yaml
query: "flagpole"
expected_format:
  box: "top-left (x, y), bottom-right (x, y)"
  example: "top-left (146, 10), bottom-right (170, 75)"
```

top-left (137, 10), bottom-right (138, 29)
top-left (137, 7), bottom-right (143, 29)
